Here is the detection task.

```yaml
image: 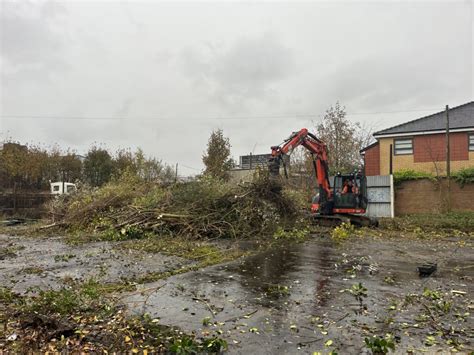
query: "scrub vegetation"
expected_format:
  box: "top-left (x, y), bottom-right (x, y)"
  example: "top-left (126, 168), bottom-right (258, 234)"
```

top-left (0, 281), bottom-right (227, 353)
top-left (47, 170), bottom-right (308, 242)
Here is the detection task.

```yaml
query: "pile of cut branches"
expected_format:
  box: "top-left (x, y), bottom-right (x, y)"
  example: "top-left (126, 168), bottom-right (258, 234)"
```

top-left (47, 171), bottom-right (304, 240)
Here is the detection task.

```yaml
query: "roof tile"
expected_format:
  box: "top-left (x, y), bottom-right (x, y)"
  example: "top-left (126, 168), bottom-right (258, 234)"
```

top-left (373, 101), bottom-right (474, 136)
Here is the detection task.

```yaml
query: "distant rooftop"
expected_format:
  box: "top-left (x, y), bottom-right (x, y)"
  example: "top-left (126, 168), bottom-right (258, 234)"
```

top-left (373, 101), bottom-right (474, 137)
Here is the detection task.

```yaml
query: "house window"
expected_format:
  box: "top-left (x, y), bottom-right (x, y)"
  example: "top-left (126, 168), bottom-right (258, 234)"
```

top-left (394, 138), bottom-right (413, 155)
top-left (53, 185), bottom-right (60, 192)
top-left (469, 134), bottom-right (474, 151)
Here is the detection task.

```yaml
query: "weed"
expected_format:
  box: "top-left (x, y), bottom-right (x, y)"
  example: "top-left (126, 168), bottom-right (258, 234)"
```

top-left (22, 266), bottom-right (44, 275)
top-left (446, 337), bottom-right (463, 351)
top-left (119, 236), bottom-right (243, 268)
top-left (201, 337), bottom-right (228, 352)
top-left (452, 167), bottom-right (474, 186)
top-left (348, 282), bottom-right (367, 303)
top-left (425, 335), bottom-right (436, 346)
top-left (381, 211), bottom-right (474, 234)
top-left (273, 226), bottom-right (309, 241)
top-left (0, 287), bottom-right (17, 304)
top-left (364, 334), bottom-right (395, 354)
top-left (176, 284), bottom-right (186, 293)
top-left (265, 284), bottom-right (290, 298)
top-left (383, 276), bottom-right (395, 285)
top-left (169, 335), bottom-right (227, 354)
top-left (331, 223), bottom-right (356, 241)
top-left (21, 280), bottom-right (111, 317)
top-left (387, 300), bottom-right (398, 311)
top-left (347, 282), bottom-right (368, 311)
top-left (403, 293), bottom-right (419, 305)
top-left (54, 254), bottom-right (76, 263)
top-left (169, 336), bottom-right (199, 354)
top-left (0, 245), bottom-right (20, 259)
top-left (435, 300), bottom-right (452, 314)
top-left (422, 287), bottom-right (441, 300)
top-left (1, 279), bottom-right (227, 353)
top-left (202, 316), bottom-right (212, 326)
top-left (118, 225), bottom-right (147, 240)
top-left (25, 288), bottom-right (79, 315)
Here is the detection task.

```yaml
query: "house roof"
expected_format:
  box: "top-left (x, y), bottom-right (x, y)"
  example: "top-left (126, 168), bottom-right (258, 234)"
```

top-left (373, 101), bottom-right (474, 137)
top-left (359, 141), bottom-right (379, 153)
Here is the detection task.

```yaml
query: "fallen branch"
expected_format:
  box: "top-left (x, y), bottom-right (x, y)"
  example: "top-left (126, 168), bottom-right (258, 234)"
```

top-left (224, 309), bottom-right (258, 323)
top-left (192, 295), bottom-right (216, 318)
top-left (38, 222), bottom-right (66, 230)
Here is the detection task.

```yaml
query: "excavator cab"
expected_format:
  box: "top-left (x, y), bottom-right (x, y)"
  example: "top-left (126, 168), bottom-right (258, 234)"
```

top-left (310, 173), bottom-right (368, 215)
top-left (332, 173), bottom-right (368, 212)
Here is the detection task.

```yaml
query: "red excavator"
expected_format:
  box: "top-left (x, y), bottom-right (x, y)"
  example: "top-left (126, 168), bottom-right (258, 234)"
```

top-left (269, 128), bottom-right (377, 226)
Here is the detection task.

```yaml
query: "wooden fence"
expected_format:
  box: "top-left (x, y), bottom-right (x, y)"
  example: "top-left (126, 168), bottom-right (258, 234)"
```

top-left (0, 192), bottom-right (53, 217)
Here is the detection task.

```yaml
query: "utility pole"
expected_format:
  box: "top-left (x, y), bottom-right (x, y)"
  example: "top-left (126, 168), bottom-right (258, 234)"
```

top-left (175, 163), bottom-right (178, 183)
top-left (389, 144), bottom-right (393, 175)
top-left (445, 105), bottom-right (451, 212)
top-left (62, 170), bottom-right (65, 195)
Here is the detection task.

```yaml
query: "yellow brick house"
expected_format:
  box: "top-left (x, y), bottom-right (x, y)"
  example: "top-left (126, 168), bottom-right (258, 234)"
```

top-left (362, 102), bottom-right (474, 176)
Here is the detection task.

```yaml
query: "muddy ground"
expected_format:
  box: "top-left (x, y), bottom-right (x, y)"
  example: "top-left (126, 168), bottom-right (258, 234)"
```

top-left (0, 234), bottom-right (194, 293)
top-left (1, 233), bottom-right (473, 353)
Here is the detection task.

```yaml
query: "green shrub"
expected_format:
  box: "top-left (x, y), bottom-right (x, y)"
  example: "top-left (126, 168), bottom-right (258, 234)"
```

top-left (273, 226), bottom-right (309, 241)
top-left (265, 284), bottom-right (290, 298)
top-left (331, 222), bottom-right (356, 241)
top-left (452, 167), bottom-right (474, 187)
top-left (382, 211), bottom-right (474, 233)
top-left (364, 334), bottom-right (395, 354)
top-left (23, 279), bottom-right (113, 316)
top-left (393, 169), bottom-right (435, 185)
top-left (0, 287), bottom-right (17, 304)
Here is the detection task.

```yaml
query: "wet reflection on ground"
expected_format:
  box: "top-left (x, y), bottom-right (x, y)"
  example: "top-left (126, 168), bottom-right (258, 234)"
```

top-left (123, 236), bottom-right (473, 354)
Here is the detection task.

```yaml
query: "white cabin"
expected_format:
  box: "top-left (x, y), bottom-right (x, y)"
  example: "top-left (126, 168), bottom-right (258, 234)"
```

top-left (50, 182), bottom-right (77, 195)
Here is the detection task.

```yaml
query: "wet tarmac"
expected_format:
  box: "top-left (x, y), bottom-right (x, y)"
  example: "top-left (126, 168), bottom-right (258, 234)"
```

top-left (123, 236), bottom-right (474, 354)
top-left (1, 233), bottom-right (472, 353)
top-left (0, 234), bottom-right (194, 293)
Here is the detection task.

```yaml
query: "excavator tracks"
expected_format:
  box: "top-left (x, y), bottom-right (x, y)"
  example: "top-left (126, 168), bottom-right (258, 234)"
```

top-left (311, 213), bottom-right (378, 227)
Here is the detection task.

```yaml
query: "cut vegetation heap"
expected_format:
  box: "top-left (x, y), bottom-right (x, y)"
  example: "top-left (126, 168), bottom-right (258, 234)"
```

top-left (48, 170), bottom-right (304, 240)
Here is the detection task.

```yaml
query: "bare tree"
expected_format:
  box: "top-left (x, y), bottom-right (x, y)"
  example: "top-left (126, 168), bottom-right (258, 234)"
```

top-left (314, 102), bottom-right (373, 174)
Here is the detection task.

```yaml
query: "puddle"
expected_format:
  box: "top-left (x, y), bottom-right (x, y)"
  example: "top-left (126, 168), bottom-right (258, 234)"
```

top-left (123, 236), bottom-right (474, 353)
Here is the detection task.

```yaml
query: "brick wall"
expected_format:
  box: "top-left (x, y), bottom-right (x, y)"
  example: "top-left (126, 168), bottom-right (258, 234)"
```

top-left (363, 143), bottom-right (380, 176)
top-left (414, 132), bottom-right (469, 162)
top-left (395, 179), bottom-right (474, 215)
top-left (379, 137), bottom-right (474, 175)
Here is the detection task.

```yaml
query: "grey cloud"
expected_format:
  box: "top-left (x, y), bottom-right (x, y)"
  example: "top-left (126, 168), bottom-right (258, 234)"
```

top-left (310, 45), bottom-right (472, 115)
top-left (0, 1), bottom-right (68, 84)
top-left (115, 98), bottom-right (135, 117)
top-left (1, 1), bottom-right (66, 64)
top-left (181, 33), bottom-right (293, 110)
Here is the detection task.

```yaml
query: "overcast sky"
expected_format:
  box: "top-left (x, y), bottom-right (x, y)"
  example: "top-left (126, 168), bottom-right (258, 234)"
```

top-left (1, 0), bottom-right (472, 175)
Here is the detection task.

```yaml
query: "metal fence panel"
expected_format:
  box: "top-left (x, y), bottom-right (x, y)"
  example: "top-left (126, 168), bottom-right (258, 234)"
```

top-left (366, 175), bottom-right (393, 218)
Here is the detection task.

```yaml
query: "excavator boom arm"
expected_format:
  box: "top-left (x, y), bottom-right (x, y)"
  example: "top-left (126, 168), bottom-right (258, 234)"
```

top-left (270, 128), bottom-right (331, 198)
